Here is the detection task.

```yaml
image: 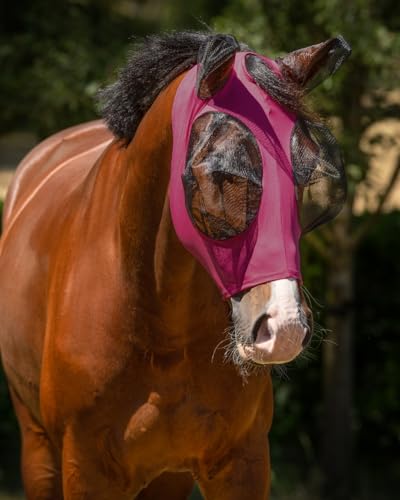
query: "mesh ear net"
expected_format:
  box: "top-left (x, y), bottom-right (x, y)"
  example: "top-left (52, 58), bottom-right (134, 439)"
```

top-left (245, 50), bottom-right (348, 232)
top-left (277, 36), bottom-right (352, 92)
top-left (302, 36), bottom-right (351, 91)
top-left (182, 112), bottom-right (263, 240)
top-left (291, 119), bottom-right (346, 233)
top-left (196, 34), bottom-right (240, 99)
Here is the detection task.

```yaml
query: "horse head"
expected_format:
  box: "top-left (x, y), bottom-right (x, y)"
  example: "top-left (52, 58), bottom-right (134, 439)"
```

top-left (169, 34), bottom-right (350, 369)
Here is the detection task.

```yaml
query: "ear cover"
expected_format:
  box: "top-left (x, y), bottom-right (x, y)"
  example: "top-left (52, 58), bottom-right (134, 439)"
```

top-left (196, 34), bottom-right (240, 99)
top-left (276, 35), bottom-right (351, 92)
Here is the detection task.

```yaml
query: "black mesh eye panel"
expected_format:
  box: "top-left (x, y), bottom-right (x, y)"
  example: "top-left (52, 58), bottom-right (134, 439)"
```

top-left (291, 119), bottom-right (347, 232)
top-left (182, 112), bottom-right (263, 240)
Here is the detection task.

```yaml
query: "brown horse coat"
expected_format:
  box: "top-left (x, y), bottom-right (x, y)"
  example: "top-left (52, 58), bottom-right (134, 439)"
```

top-left (0, 75), bottom-right (273, 499)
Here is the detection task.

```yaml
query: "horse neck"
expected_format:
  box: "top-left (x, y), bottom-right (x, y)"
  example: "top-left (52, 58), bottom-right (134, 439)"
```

top-left (118, 76), bottom-right (228, 351)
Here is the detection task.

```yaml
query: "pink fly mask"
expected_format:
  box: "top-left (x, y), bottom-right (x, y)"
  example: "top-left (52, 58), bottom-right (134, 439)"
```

top-left (169, 35), bottom-right (351, 298)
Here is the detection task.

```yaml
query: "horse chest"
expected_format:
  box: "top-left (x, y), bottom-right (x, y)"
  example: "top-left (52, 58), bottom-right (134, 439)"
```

top-left (121, 363), bottom-right (268, 458)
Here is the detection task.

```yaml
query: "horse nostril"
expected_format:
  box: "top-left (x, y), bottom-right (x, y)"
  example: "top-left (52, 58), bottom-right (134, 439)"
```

top-left (251, 314), bottom-right (270, 343)
top-left (302, 326), bottom-right (312, 347)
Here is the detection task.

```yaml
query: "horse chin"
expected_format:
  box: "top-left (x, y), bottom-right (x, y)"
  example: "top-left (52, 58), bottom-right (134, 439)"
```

top-left (235, 334), bottom-right (304, 366)
top-left (236, 342), bottom-right (276, 366)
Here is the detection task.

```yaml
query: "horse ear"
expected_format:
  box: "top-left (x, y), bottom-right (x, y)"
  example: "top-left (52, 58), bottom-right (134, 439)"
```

top-left (196, 34), bottom-right (240, 100)
top-left (276, 36), bottom-right (351, 92)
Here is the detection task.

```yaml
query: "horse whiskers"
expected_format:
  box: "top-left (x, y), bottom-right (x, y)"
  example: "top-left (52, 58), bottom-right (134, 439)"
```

top-left (272, 364), bottom-right (289, 380)
top-left (309, 321), bottom-right (339, 348)
top-left (220, 320), bottom-right (271, 382)
top-left (301, 285), bottom-right (324, 309)
top-left (211, 337), bottom-right (231, 363)
top-left (298, 347), bottom-right (317, 362)
top-left (313, 319), bottom-right (330, 335)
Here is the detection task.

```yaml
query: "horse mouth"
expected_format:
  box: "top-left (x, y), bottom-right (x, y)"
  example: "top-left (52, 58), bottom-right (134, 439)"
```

top-left (236, 341), bottom-right (298, 366)
top-left (233, 318), bottom-right (310, 367)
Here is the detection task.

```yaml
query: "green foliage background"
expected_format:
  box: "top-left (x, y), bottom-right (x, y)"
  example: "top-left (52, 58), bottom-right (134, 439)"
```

top-left (0, 1), bottom-right (399, 498)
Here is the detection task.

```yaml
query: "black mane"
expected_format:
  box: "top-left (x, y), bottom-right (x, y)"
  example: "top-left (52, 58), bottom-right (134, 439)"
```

top-left (98, 31), bottom-right (310, 142)
top-left (98, 32), bottom-right (212, 142)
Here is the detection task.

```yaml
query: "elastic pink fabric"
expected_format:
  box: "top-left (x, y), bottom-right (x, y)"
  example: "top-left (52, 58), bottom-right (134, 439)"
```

top-left (169, 52), bottom-right (301, 298)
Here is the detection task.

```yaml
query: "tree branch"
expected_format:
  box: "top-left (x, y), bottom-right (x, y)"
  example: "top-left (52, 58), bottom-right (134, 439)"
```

top-left (361, 103), bottom-right (400, 125)
top-left (353, 155), bottom-right (400, 246)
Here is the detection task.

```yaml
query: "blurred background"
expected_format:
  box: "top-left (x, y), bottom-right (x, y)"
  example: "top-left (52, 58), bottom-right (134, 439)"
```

top-left (0, 1), bottom-right (399, 499)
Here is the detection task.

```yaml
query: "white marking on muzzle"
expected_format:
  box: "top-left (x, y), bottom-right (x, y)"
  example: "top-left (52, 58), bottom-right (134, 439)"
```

top-left (248, 278), bottom-right (307, 364)
top-left (266, 278), bottom-right (301, 323)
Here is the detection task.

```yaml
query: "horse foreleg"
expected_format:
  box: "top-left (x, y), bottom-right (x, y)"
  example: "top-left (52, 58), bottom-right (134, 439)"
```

top-left (9, 387), bottom-right (63, 500)
top-left (61, 425), bottom-right (133, 500)
top-left (196, 440), bottom-right (270, 500)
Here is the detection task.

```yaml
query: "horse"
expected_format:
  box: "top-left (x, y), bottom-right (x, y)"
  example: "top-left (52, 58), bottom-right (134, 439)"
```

top-left (0, 32), bottom-right (350, 499)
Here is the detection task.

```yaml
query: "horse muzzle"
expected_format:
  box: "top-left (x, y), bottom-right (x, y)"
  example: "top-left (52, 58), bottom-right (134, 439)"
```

top-left (231, 278), bottom-right (312, 365)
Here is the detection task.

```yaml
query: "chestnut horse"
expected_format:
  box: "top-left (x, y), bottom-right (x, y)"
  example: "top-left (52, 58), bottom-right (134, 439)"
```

top-left (0, 32), bottom-right (349, 499)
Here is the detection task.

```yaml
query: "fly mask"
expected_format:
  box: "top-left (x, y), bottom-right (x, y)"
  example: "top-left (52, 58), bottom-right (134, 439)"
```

top-left (169, 35), bottom-right (351, 298)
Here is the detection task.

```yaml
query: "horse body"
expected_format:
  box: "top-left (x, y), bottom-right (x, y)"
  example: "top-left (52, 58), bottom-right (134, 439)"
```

top-left (0, 75), bottom-right (272, 499)
top-left (0, 31), bottom-right (350, 499)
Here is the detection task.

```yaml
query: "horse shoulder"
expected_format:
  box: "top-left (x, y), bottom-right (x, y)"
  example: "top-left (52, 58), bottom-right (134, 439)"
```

top-left (0, 120), bottom-right (116, 423)
top-left (2, 120), bottom-right (112, 229)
